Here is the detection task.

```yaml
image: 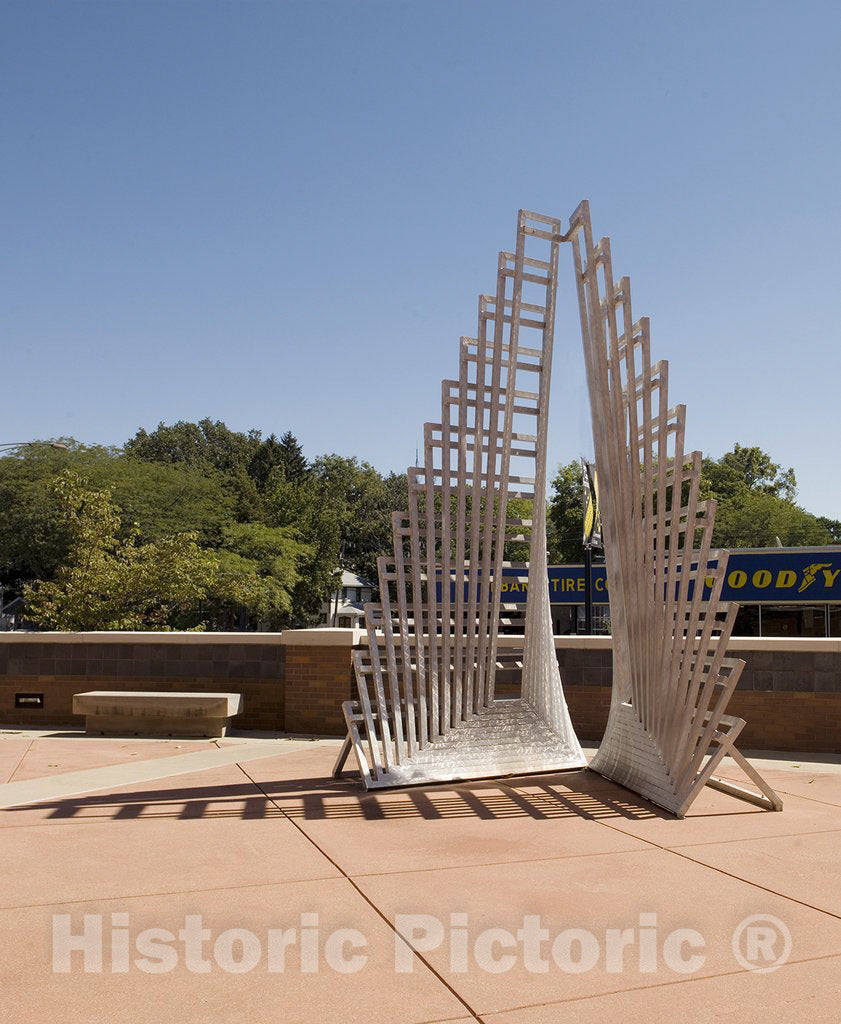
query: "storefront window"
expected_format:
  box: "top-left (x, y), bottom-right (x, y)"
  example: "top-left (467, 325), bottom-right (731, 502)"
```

top-left (554, 601), bottom-right (840, 636)
top-left (734, 605), bottom-right (760, 636)
top-left (552, 606), bottom-right (577, 636)
top-left (760, 604), bottom-right (827, 637)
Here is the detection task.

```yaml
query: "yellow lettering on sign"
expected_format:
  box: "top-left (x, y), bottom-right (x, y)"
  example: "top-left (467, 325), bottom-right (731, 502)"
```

top-left (823, 568), bottom-right (840, 588)
top-left (728, 570), bottom-right (747, 589)
top-left (704, 575), bottom-right (715, 589)
top-left (500, 582), bottom-right (508, 593)
top-left (776, 570), bottom-right (797, 588)
top-left (753, 569), bottom-right (772, 588)
top-left (509, 582), bottom-right (519, 593)
top-left (577, 578), bottom-right (585, 591)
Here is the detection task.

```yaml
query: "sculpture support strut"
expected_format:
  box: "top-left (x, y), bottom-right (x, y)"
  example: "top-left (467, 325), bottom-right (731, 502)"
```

top-left (567, 200), bottom-right (781, 817)
top-left (341, 210), bottom-right (585, 789)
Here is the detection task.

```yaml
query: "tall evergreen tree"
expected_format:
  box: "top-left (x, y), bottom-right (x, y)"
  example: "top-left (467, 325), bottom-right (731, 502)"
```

top-left (248, 434), bottom-right (286, 492)
top-left (278, 431), bottom-right (308, 482)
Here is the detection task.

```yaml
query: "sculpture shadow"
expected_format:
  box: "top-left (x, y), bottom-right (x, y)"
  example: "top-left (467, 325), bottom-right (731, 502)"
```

top-left (0, 767), bottom-right (703, 825)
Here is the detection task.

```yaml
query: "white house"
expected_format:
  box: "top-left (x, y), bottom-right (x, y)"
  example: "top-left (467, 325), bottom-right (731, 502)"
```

top-left (318, 569), bottom-right (374, 628)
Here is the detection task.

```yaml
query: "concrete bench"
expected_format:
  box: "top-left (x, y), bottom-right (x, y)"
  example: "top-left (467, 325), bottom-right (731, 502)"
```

top-left (72, 691), bottom-right (243, 738)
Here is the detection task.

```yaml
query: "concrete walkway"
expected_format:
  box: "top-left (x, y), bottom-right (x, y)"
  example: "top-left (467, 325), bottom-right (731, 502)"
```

top-left (1, 735), bottom-right (840, 1022)
top-left (0, 732), bottom-right (342, 809)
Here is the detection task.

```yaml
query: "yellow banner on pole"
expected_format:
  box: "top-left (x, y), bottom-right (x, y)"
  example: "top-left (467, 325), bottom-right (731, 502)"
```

top-left (582, 459), bottom-right (602, 548)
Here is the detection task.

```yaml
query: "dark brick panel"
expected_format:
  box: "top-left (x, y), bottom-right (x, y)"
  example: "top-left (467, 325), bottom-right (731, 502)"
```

top-left (564, 684), bottom-right (841, 754)
top-left (557, 648), bottom-right (841, 694)
top-left (0, 642), bottom-right (285, 731)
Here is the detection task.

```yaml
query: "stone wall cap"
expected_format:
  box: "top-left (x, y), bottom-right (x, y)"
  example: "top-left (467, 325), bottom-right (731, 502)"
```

top-left (0, 631), bottom-right (284, 645)
top-left (0, 629), bottom-right (837, 654)
top-left (365, 633), bottom-right (840, 653)
top-left (278, 628), bottom-right (365, 647)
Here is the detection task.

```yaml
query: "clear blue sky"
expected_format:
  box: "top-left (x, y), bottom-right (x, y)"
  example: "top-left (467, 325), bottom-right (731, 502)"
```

top-left (3, 1), bottom-right (839, 517)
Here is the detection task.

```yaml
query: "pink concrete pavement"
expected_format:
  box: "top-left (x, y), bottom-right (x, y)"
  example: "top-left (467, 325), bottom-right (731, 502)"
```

top-left (0, 728), bottom-right (231, 783)
top-left (1, 738), bottom-right (840, 1022)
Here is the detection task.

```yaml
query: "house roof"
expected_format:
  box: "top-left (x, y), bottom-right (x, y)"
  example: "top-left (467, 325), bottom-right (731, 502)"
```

top-left (336, 569), bottom-right (373, 588)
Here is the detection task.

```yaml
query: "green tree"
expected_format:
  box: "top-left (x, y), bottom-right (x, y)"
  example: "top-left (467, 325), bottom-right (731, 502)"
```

top-left (261, 456), bottom-right (406, 623)
top-left (712, 491), bottom-right (831, 548)
top-left (246, 431), bottom-right (309, 495)
top-left (247, 434), bottom-right (285, 492)
top-left (547, 460), bottom-right (586, 564)
top-left (0, 441), bottom-right (236, 599)
top-left (23, 472), bottom-right (217, 630)
top-left (701, 444), bottom-right (797, 503)
top-left (817, 517), bottom-right (841, 544)
top-left (124, 418), bottom-right (260, 474)
top-left (544, 447), bottom-right (832, 557)
top-left (0, 443), bottom-right (77, 591)
top-left (310, 457), bottom-right (410, 592)
top-left (206, 522), bottom-right (309, 629)
top-left (124, 418), bottom-right (262, 519)
top-left (703, 445), bottom-right (829, 548)
top-left (278, 431), bottom-right (309, 482)
top-left (263, 470), bottom-right (342, 625)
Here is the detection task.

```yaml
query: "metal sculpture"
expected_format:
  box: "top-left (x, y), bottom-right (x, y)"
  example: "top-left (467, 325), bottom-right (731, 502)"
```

top-left (337, 210), bottom-right (586, 788)
top-left (336, 198), bottom-right (781, 816)
top-left (568, 200), bottom-right (781, 816)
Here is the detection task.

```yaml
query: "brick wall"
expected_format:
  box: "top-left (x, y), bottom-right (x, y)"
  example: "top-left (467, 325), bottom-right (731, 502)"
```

top-left (564, 684), bottom-right (613, 741)
top-left (562, 686), bottom-right (841, 754)
top-left (284, 643), bottom-right (354, 736)
top-left (553, 642), bottom-right (841, 753)
top-left (0, 632), bottom-right (839, 753)
top-left (0, 639), bottom-right (285, 731)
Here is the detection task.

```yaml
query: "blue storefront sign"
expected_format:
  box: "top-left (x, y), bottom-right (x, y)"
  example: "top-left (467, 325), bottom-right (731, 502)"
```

top-left (709, 549), bottom-right (841, 603)
top-left (438, 548), bottom-right (841, 606)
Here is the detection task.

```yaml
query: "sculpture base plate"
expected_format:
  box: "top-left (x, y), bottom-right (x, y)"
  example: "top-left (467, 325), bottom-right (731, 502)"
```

top-left (341, 697), bottom-right (586, 790)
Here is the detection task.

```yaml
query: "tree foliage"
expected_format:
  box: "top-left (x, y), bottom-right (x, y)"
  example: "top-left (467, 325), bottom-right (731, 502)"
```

top-left (701, 444), bottom-right (797, 503)
top-left (262, 455), bottom-right (406, 623)
top-left (201, 522), bottom-right (308, 629)
top-left (5, 427), bottom-right (835, 632)
top-left (546, 445), bottom-right (833, 561)
top-left (701, 445), bottom-right (830, 547)
top-left (0, 423), bottom-right (408, 631)
top-left (547, 461), bottom-right (586, 564)
top-left (0, 441), bottom-right (234, 595)
top-left (23, 473), bottom-right (217, 631)
top-left (712, 490), bottom-right (830, 548)
top-left (124, 418), bottom-right (260, 475)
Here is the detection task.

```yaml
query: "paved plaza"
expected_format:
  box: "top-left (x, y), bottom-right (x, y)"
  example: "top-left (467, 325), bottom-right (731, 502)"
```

top-left (1, 729), bottom-right (840, 1022)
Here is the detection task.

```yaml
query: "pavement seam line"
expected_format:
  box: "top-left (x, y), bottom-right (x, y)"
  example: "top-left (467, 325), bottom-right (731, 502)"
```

top-left (669, 846), bottom-right (841, 924)
top-left (0, 873), bottom-right (344, 912)
top-left (496, 775), bottom-right (841, 922)
top-left (713, 774), bottom-right (841, 812)
top-left (590, 808), bottom-right (841, 925)
top-left (472, 950), bottom-right (841, 1016)
top-left (6, 738), bottom-right (34, 784)
top-left (667, 825), bottom-right (841, 850)
top-left (235, 761), bottom-right (484, 1024)
top-left (492, 776), bottom-right (841, 944)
